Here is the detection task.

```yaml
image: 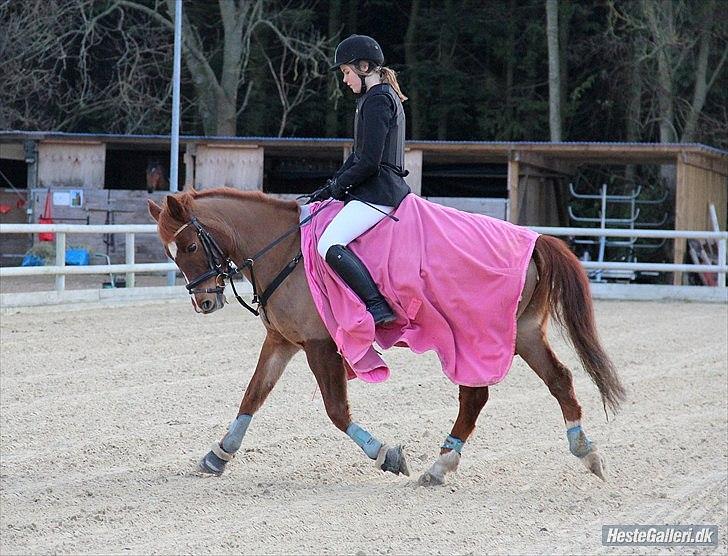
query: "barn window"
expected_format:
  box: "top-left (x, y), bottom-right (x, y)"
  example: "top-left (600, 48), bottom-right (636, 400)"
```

top-left (104, 146), bottom-right (180, 191)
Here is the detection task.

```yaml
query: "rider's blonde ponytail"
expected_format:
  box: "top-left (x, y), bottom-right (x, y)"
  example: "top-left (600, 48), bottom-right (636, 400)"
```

top-left (353, 60), bottom-right (408, 102)
top-left (380, 67), bottom-right (408, 102)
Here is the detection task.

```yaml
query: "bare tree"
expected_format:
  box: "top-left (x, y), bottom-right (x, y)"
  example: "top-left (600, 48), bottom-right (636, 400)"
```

top-left (436, 0), bottom-right (457, 140)
top-left (680, 0), bottom-right (727, 142)
top-left (325, 0), bottom-right (344, 137)
top-left (0, 0), bottom-right (174, 132)
top-left (262, 39), bottom-right (323, 136)
top-left (404, 0), bottom-right (423, 139)
top-left (117, 0), bottom-right (330, 136)
top-left (546, 0), bottom-right (562, 141)
top-left (642, 0), bottom-right (678, 143)
top-left (609, 0), bottom-right (727, 145)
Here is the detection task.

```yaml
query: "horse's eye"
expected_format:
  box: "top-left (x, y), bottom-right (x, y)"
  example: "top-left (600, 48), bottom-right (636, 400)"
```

top-left (187, 243), bottom-right (198, 254)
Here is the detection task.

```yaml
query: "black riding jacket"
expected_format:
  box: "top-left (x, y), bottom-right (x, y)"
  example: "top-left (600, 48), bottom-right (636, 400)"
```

top-left (334, 83), bottom-right (411, 208)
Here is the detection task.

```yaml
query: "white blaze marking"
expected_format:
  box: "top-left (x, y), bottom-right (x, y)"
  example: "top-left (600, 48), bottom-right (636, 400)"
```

top-left (167, 241), bottom-right (178, 259)
top-left (178, 268), bottom-right (200, 311)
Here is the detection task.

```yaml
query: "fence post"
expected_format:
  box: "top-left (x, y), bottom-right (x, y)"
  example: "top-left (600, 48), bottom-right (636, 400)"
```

top-left (709, 204), bottom-right (725, 289)
top-left (125, 232), bottom-right (135, 288)
top-left (55, 232), bottom-right (65, 293)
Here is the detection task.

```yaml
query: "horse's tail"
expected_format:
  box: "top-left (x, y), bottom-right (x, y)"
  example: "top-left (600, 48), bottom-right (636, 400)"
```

top-left (532, 235), bottom-right (626, 414)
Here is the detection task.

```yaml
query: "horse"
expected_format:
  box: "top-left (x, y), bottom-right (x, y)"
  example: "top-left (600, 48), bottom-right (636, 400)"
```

top-left (147, 188), bottom-right (626, 486)
top-left (146, 160), bottom-right (169, 193)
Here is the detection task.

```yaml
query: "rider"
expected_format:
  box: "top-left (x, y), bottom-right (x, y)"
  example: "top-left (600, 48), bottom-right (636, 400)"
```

top-left (310, 34), bottom-right (411, 325)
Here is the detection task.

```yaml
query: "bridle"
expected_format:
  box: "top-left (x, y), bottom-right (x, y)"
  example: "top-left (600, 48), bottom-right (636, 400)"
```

top-left (170, 203), bottom-right (324, 317)
top-left (172, 216), bottom-right (233, 303)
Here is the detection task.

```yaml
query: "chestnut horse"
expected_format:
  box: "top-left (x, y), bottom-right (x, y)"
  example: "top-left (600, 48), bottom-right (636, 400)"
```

top-left (148, 188), bottom-right (625, 485)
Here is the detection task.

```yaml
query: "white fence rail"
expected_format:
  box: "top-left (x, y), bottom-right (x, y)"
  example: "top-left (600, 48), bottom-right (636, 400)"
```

top-left (0, 224), bottom-right (175, 292)
top-left (530, 227), bottom-right (727, 285)
top-left (0, 223), bottom-right (726, 306)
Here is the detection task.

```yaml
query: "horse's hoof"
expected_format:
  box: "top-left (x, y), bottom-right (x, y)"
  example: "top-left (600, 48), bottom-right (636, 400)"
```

top-left (377, 445), bottom-right (410, 476)
top-left (417, 471), bottom-right (444, 486)
top-left (581, 451), bottom-right (606, 481)
top-left (198, 450), bottom-right (227, 476)
top-left (417, 451), bottom-right (459, 486)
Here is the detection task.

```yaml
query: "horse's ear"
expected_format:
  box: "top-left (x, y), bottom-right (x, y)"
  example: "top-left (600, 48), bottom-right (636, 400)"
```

top-left (165, 194), bottom-right (189, 222)
top-left (147, 199), bottom-right (162, 222)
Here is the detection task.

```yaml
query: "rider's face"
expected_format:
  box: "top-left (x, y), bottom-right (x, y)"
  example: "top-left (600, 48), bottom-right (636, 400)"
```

top-left (341, 65), bottom-right (361, 94)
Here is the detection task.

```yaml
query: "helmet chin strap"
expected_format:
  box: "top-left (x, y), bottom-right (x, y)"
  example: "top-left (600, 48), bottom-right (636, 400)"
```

top-left (356, 69), bottom-right (381, 96)
top-left (356, 74), bottom-right (369, 96)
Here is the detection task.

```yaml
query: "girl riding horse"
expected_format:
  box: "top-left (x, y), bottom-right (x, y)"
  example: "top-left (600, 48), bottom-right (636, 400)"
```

top-left (309, 35), bottom-right (411, 326)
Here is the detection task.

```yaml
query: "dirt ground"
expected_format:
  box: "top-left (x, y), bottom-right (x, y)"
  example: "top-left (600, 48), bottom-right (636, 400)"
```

top-left (0, 299), bottom-right (726, 554)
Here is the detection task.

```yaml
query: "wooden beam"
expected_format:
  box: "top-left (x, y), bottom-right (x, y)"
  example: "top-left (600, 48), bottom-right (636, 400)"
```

top-left (183, 143), bottom-right (196, 191)
top-left (512, 150), bottom-right (576, 175)
top-left (200, 143), bottom-right (259, 149)
top-left (404, 148), bottom-right (423, 196)
top-left (26, 141), bottom-right (38, 188)
top-left (41, 139), bottom-right (103, 145)
top-left (0, 143), bottom-right (24, 160)
top-left (673, 157), bottom-right (688, 285)
top-left (680, 151), bottom-right (728, 176)
top-left (507, 158), bottom-right (519, 223)
top-left (2, 131), bottom-right (726, 162)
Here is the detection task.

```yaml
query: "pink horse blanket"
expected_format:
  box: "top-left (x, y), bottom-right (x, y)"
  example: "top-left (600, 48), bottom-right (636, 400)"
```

top-left (300, 195), bottom-right (539, 387)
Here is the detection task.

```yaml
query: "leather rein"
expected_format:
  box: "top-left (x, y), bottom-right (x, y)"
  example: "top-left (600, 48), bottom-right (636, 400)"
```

top-left (173, 203), bottom-right (324, 317)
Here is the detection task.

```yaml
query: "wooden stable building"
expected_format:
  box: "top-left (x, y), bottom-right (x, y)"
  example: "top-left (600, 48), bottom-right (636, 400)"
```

top-left (1, 131), bottom-right (726, 285)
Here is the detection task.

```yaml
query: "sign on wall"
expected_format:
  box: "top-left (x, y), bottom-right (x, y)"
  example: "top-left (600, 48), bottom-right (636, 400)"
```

top-left (52, 190), bottom-right (84, 207)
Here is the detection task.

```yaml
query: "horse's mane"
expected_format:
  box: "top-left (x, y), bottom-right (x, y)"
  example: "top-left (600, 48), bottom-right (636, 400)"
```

top-left (192, 187), bottom-right (298, 209)
top-left (158, 187), bottom-right (298, 242)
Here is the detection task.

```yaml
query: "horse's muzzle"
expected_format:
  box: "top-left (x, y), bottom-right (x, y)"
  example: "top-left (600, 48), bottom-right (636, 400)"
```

top-left (199, 294), bottom-right (225, 314)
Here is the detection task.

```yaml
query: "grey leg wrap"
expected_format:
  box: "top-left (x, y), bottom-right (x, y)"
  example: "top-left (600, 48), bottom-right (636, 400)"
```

top-left (198, 414), bottom-right (252, 475)
top-left (222, 414), bottom-right (252, 454)
top-left (567, 425), bottom-right (595, 458)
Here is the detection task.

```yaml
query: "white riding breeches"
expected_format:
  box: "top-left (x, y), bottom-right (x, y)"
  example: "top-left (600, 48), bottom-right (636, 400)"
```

top-left (316, 200), bottom-right (394, 258)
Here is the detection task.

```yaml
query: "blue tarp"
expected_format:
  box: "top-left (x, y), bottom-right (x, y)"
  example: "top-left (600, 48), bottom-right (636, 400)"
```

top-left (21, 254), bottom-right (45, 267)
top-left (65, 249), bottom-right (90, 266)
top-left (21, 248), bottom-right (91, 267)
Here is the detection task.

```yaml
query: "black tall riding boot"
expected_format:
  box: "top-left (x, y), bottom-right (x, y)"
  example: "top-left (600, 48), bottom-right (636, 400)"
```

top-left (325, 245), bottom-right (396, 325)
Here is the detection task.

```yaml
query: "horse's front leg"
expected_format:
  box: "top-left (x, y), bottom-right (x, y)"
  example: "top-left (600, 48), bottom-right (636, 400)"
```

top-left (199, 330), bottom-right (299, 475)
top-left (419, 385), bottom-right (489, 486)
top-left (304, 338), bottom-right (409, 476)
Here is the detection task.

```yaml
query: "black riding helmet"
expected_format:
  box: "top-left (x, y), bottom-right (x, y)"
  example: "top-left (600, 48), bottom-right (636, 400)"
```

top-left (330, 34), bottom-right (384, 71)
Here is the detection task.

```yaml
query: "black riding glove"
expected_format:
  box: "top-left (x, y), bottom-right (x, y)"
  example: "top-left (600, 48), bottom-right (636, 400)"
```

top-left (327, 178), bottom-right (349, 201)
top-left (306, 184), bottom-right (330, 204)
top-left (306, 179), bottom-right (349, 204)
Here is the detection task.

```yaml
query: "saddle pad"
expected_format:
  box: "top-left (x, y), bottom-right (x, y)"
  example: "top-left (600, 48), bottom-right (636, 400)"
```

top-left (300, 195), bottom-right (539, 387)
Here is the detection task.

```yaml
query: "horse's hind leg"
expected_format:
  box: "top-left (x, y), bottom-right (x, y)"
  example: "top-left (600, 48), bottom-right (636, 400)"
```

top-left (418, 386), bottom-right (489, 486)
top-left (304, 338), bottom-right (409, 476)
top-left (199, 330), bottom-right (299, 475)
top-left (516, 318), bottom-right (606, 480)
